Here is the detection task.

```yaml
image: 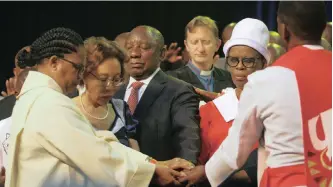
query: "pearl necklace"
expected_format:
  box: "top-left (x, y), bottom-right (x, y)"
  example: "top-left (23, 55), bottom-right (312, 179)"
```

top-left (80, 94), bottom-right (109, 120)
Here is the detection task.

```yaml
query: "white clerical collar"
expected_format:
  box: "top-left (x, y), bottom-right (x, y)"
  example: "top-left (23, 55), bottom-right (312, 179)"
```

top-left (212, 88), bottom-right (239, 122)
top-left (127, 68), bottom-right (160, 90)
top-left (188, 61), bottom-right (213, 76)
top-left (200, 70), bottom-right (213, 76)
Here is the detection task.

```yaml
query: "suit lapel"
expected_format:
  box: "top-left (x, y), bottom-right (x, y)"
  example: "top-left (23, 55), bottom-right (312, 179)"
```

top-left (113, 84), bottom-right (126, 100)
top-left (213, 69), bottom-right (235, 92)
top-left (184, 66), bottom-right (206, 90)
top-left (133, 71), bottom-right (167, 121)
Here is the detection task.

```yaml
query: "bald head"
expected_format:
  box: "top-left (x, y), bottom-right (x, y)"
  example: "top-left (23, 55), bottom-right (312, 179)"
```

top-left (267, 43), bottom-right (286, 65)
top-left (322, 22), bottom-right (332, 45)
top-left (221, 22), bottom-right (236, 45)
top-left (321, 37), bottom-right (332, 51)
top-left (130, 25), bottom-right (165, 49)
top-left (269, 31), bottom-right (287, 49)
top-left (114, 32), bottom-right (130, 48)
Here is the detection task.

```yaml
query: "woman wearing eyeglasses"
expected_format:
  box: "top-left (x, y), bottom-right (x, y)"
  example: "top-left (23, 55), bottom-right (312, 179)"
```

top-left (179, 18), bottom-right (270, 187)
top-left (72, 37), bottom-right (140, 151)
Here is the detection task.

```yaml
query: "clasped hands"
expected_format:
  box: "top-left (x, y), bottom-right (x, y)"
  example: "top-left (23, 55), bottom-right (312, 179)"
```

top-left (153, 158), bottom-right (206, 187)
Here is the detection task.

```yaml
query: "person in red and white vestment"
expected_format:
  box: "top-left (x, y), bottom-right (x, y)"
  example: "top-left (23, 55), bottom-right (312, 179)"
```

top-left (204, 1), bottom-right (332, 187)
top-left (178, 17), bottom-right (269, 187)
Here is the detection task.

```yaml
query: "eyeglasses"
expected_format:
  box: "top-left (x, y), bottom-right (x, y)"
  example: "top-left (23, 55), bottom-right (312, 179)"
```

top-left (226, 56), bottom-right (263, 68)
top-left (89, 72), bottom-right (124, 88)
top-left (58, 57), bottom-right (85, 75)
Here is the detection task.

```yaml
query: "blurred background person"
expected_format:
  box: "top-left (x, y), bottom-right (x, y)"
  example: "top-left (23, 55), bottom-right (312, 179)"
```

top-left (221, 22), bottom-right (236, 46)
top-left (114, 32), bottom-right (131, 84)
top-left (321, 37), bottom-right (332, 51)
top-left (322, 22), bottom-right (332, 45)
top-left (114, 32), bottom-right (130, 49)
top-left (269, 31), bottom-right (287, 50)
top-left (1, 46), bottom-right (31, 97)
top-left (267, 43), bottom-right (286, 65)
top-left (215, 22), bottom-right (236, 70)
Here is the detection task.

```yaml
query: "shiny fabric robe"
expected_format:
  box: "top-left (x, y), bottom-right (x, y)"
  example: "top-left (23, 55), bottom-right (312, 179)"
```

top-left (6, 71), bottom-right (155, 187)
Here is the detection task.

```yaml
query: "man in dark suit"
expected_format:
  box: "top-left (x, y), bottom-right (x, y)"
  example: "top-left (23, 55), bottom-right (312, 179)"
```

top-left (114, 25), bottom-right (200, 166)
top-left (168, 16), bottom-right (234, 94)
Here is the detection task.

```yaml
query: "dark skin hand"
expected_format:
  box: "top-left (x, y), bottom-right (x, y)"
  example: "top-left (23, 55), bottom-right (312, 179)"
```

top-left (0, 167), bottom-right (5, 187)
top-left (153, 165), bottom-right (186, 186)
top-left (178, 165), bottom-right (251, 186)
top-left (159, 158), bottom-right (195, 171)
top-left (178, 165), bottom-right (206, 187)
top-left (194, 87), bottom-right (219, 101)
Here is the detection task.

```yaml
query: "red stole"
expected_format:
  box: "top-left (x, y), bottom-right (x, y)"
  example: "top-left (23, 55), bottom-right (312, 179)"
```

top-left (273, 46), bottom-right (332, 187)
top-left (199, 101), bottom-right (233, 164)
top-left (199, 90), bottom-right (258, 165)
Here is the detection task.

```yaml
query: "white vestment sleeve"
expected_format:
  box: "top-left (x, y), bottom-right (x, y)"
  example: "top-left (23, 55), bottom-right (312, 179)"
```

top-left (29, 103), bottom-right (155, 187)
top-left (206, 73), bottom-right (266, 187)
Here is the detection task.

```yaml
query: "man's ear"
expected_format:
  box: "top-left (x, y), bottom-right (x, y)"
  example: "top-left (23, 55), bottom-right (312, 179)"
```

top-left (216, 39), bottom-right (222, 52)
top-left (184, 40), bottom-right (189, 52)
top-left (159, 46), bottom-right (166, 62)
top-left (283, 25), bottom-right (291, 44)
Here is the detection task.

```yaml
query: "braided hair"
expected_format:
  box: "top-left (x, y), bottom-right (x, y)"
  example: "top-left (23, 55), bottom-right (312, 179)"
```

top-left (17, 27), bottom-right (84, 68)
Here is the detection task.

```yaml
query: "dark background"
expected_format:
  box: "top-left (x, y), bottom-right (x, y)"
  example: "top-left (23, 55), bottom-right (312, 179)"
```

top-left (0, 1), bottom-right (331, 92)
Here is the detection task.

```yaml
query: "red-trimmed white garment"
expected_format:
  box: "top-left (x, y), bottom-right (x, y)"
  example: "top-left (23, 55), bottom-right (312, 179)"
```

top-left (205, 45), bottom-right (332, 187)
top-left (199, 88), bottom-right (239, 164)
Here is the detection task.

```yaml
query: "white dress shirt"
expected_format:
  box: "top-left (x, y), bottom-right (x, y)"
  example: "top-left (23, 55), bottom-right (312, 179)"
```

top-left (124, 68), bottom-right (160, 102)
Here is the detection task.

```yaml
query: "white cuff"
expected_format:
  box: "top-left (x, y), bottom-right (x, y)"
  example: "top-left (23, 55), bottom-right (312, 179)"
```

top-left (205, 148), bottom-right (235, 187)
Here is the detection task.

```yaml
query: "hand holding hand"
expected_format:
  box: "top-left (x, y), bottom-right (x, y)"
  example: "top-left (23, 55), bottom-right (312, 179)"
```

top-left (158, 157), bottom-right (195, 171)
top-left (178, 165), bottom-right (206, 187)
top-left (153, 165), bottom-right (185, 186)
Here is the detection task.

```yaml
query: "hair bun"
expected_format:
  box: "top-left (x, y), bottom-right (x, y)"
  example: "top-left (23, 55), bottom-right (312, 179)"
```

top-left (17, 49), bottom-right (36, 68)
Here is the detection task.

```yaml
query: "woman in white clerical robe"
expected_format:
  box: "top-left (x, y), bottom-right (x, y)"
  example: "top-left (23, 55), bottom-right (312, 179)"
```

top-left (6, 27), bottom-right (183, 187)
